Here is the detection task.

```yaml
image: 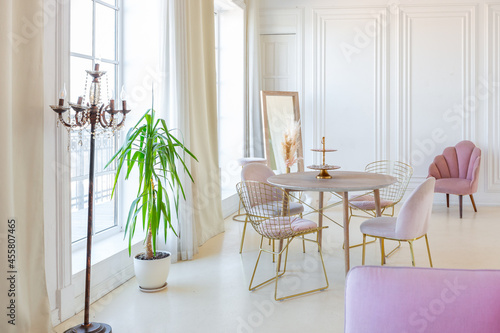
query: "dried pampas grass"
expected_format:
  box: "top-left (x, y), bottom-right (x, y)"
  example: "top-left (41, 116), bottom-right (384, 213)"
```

top-left (281, 121), bottom-right (301, 169)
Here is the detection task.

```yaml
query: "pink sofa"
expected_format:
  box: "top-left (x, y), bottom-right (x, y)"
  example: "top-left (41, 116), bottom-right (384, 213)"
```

top-left (428, 140), bottom-right (481, 218)
top-left (345, 266), bottom-right (500, 332)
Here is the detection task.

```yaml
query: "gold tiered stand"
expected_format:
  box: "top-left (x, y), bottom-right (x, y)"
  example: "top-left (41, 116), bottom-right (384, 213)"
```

top-left (308, 137), bottom-right (340, 179)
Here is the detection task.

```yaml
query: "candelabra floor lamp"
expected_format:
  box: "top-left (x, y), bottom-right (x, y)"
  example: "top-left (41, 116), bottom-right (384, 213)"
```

top-left (50, 63), bottom-right (129, 333)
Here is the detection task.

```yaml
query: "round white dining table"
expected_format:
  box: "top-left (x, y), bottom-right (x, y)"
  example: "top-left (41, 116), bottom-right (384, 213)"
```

top-left (268, 171), bottom-right (397, 275)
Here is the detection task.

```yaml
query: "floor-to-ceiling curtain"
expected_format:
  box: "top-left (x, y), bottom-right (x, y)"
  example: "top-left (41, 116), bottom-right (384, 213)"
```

top-left (0, 0), bottom-right (52, 332)
top-left (245, 0), bottom-right (265, 158)
top-left (159, 0), bottom-right (224, 261)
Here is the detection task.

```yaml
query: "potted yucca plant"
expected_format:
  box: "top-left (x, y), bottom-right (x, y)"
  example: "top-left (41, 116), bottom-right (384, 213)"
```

top-left (107, 108), bottom-right (197, 291)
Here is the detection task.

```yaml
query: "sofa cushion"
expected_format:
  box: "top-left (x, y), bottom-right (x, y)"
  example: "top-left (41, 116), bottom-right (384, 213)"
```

top-left (345, 266), bottom-right (500, 333)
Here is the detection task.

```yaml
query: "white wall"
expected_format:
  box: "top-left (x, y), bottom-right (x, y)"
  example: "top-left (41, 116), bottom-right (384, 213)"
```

top-left (259, 0), bottom-right (500, 205)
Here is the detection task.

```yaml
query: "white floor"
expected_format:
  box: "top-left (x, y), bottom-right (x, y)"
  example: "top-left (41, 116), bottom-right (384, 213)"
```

top-left (55, 203), bottom-right (500, 333)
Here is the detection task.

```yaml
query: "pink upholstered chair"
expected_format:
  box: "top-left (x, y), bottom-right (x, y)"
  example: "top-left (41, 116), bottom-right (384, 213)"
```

top-left (360, 178), bottom-right (435, 267)
top-left (428, 140), bottom-right (481, 218)
top-left (345, 266), bottom-right (500, 333)
top-left (347, 161), bottom-right (413, 255)
top-left (238, 163), bottom-right (304, 253)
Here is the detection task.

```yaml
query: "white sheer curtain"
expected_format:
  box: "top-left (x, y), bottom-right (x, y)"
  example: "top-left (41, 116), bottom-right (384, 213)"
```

top-left (0, 0), bottom-right (52, 332)
top-left (158, 0), bottom-right (224, 261)
top-left (245, 0), bottom-right (264, 157)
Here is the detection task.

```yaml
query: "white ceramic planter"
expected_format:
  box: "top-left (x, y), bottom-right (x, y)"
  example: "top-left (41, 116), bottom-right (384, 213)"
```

top-left (134, 251), bottom-right (171, 291)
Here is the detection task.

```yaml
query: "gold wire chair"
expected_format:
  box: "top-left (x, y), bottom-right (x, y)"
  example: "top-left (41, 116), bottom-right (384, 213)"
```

top-left (239, 163), bottom-right (305, 254)
top-left (347, 161), bottom-right (413, 255)
top-left (236, 181), bottom-right (329, 301)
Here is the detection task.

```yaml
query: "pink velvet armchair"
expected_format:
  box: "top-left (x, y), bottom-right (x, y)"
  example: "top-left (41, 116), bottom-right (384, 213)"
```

top-left (428, 141), bottom-right (481, 218)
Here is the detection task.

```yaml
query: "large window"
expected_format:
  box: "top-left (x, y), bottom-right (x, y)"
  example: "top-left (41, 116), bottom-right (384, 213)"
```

top-left (70, 0), bottom-right (120, 243)
top-left (214, 5), bottom-right (244, 200)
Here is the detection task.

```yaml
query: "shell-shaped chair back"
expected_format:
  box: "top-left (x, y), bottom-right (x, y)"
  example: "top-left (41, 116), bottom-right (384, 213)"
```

top-left (364, 161), bottom-right (413, 204)
top-left (395, 178), bottom-right (436, 240)
top-left (428, 140), bottom-right (481, 182)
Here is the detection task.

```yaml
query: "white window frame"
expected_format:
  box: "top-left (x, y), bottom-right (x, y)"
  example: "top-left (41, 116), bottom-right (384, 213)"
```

top-left (69, 0), bottom-right (122, 251)
top-left (214, 2), bottom-right (245, 217)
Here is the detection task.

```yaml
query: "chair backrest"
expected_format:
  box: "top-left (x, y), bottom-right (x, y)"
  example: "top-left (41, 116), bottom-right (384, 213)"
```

top-left (241, 163), bottom-right (281, 203)
top-left (428, 140), bottom-right (481, 181)
top-left (364, 160), bottom-right (413, 204)
top-left (241, 163), bottom-right (275, 183)
top-left (395, 177), bottom-right (435, 240)
top-left (345, 266), bottom-right (500, 333)
top-left (236, 181), bottom-right (294, 239)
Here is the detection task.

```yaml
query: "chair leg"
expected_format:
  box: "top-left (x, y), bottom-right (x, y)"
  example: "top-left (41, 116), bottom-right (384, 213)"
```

top-left (425, 234), bottom-right (433, 268)
top-left (272, 240), bottom-right (275, 263)
top-left (250, 238), bottom-right (286, 292)
top-left (239, 215), bottom-right (249, 254)
top-left (380, 238), bottom-right (385, 266)
top-left (362, 234), bottom-right (366, 265)
top-left (274, 236), bottom-right (329, 301)
top-left (408, 240), bottom-right (416, 267)
top-left (446, 194), bottom-right (449, 208)
top-left (459, 195), bottom-right (463, 218)
top-left (280, 241), bottom-right (290, 274)
top-left (345, 238), bottom-right (377, 249)
top-left (385, 241), bottom-right (402, 258)
top-left (300, 213), bottom-right (306, 253)
top-left (470, 194), bottom-right (478, 212)
top-left (249, 237), bottom-right (265, 291)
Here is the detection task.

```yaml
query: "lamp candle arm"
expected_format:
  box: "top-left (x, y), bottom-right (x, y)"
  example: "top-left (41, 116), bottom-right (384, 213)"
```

top-left (57, 113), bottom-right (74, 129)
top-left (74, 110), bottom-right (86, 127)
top-left (99, 105), bottom-right (110, 128)
top-left (115, 108), bottom-right (130, 129)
